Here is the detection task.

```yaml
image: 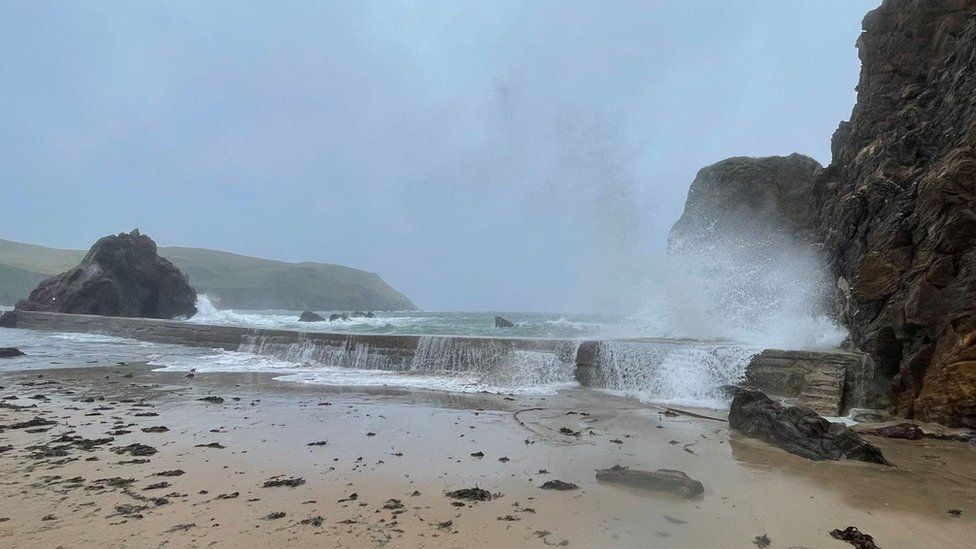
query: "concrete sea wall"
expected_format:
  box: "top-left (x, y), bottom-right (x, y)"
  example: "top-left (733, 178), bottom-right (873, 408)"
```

top-left (1, 310), bottom-right (883, 414)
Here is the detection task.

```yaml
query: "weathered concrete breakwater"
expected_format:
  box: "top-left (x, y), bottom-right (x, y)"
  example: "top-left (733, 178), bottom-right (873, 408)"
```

top-left (1, 310), bottom-right (884, 414)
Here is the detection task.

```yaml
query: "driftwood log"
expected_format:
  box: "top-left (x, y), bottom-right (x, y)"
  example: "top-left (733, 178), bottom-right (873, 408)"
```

top-left (595, 465), bottom-right (704, 498)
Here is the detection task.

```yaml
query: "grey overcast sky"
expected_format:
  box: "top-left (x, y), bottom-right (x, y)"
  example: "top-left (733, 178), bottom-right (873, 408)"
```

top-left (1, 1), bottom-right (878, 312)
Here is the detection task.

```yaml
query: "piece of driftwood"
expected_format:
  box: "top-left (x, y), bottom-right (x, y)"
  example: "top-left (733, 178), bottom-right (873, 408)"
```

top-left (595, 465), bottom-right (704, 498)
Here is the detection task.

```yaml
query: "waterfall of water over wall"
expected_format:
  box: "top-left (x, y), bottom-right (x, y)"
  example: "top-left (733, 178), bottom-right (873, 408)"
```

top-left (411, 336), bottom-right (579, 386)
top-left (576, 340), bottom-right (758, 404)
top-left (237, 333), bottom-right (579, 387)
top-left (237, 331), bottom-right (753, 403)
top-left (410, 336), bottom-right (514, 373)
top-left (239, 334), bottom-right (408, 371)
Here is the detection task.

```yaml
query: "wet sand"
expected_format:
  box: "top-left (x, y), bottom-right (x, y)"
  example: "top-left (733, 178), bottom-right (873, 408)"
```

top-left (0, 364), bottom-right (974, 548)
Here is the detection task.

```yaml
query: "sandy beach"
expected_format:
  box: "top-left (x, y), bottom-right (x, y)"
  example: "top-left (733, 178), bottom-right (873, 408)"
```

top-left (0, 364), bottom-right (971, 548)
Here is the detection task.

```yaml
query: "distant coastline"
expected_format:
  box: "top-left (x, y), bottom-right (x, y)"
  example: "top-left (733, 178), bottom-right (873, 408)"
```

top-left (0, 238), bottom-right (415, 311)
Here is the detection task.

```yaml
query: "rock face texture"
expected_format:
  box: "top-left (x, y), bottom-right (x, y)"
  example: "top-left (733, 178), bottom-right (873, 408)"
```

top-left (813, 0), bottom-right (976, 426)
top-left (15, 230), bottom-right (197, 319)
top-left (677, 2), bottom-right (976, 427)
top-left (743, 349), bottom-right (887, 417)
top-left (669, 154), bottom-right (823, 246)
top-left (729, 390), bottom-right (890, 464)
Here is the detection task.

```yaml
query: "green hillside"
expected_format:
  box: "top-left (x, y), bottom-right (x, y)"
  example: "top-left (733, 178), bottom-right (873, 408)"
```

top-left (0, 238), bottom-right (84, 275)
top-left (0, 238), bottom-right (416, 311)
top-left (0, 262), bottom-right (50, 306)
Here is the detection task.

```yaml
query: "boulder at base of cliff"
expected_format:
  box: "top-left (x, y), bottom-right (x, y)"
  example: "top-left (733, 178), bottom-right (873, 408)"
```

top-left (729, 389), bottom-right (890, 465)
top-left (15, 229), bottom-right (197, 319)
top-left (495, 316), bottom-right (514, 328)
top-left (298, 310), bottom-right (325, 322)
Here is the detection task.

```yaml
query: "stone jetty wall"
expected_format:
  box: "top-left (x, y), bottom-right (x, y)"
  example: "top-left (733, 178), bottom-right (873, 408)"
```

top-left (2, 310), bottom-right (882, 414)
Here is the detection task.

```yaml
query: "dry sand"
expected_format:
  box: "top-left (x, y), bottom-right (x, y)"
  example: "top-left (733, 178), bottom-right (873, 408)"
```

top-left (0, 364), bottom-right (974, 548)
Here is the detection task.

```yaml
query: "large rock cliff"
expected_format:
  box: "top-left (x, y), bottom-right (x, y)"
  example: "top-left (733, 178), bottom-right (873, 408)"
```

top-left (14, 230), bottom-right (197, 319)
top-left (667, 154), bottom-right (842, 349)
top-left (669, 153), bottom-right (822, 246)
top-left (814, 0), bottom-right (976, 426)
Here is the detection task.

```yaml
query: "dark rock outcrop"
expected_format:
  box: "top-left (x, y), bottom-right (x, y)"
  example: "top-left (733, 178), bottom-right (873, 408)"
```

top-left (813, 0), bottom-right (976, 426)
top-left (494, 316), bottom-right (515, 328)
top-left (15, 230), bottom-right (197, 319)
top-left (671, 1), bottom-right (976, 427)
top-left (0, 347), bottom-right (25, 358)
top-left (298, 311), bottom-right (325, 322)
top-left (728, 389), bottom-right (890, 464)
top-left (667, 155), bottom-right (838, 345)
top-left (669, 154), bottom-right (823, 246)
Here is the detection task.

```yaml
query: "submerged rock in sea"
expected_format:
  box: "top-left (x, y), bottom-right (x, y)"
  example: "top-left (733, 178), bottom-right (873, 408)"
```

top-left (0, 347), bottom-right (25, 358)
top-left (15, 229), bottom-right (197, 319)
top-left (495, 316), bottom-right (514, 328)
top-left (729, 389), bottom-right (890, 465)
top-left (298, 310), bottom-right (325, 322)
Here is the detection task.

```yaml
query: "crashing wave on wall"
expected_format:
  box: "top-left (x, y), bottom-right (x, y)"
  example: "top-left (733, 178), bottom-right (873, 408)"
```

top-left (162, 293), bottom-right (819, 407)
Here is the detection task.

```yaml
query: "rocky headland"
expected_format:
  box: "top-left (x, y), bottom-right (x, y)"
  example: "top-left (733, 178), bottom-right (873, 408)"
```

top-left (675, 0), bottom-right (976, 427)
top-left (814, 0), bottom-right (976, 427)
top-left (669, 153), bottom-right (823, 248)
top-left (12, 230), bottom-right (197, 320)
top-left (0, 237), bottom-right (417, 312)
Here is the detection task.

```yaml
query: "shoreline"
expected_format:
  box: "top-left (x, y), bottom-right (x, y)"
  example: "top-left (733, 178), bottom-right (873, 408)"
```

top-left (1, 363), bottom-right (973, 548)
